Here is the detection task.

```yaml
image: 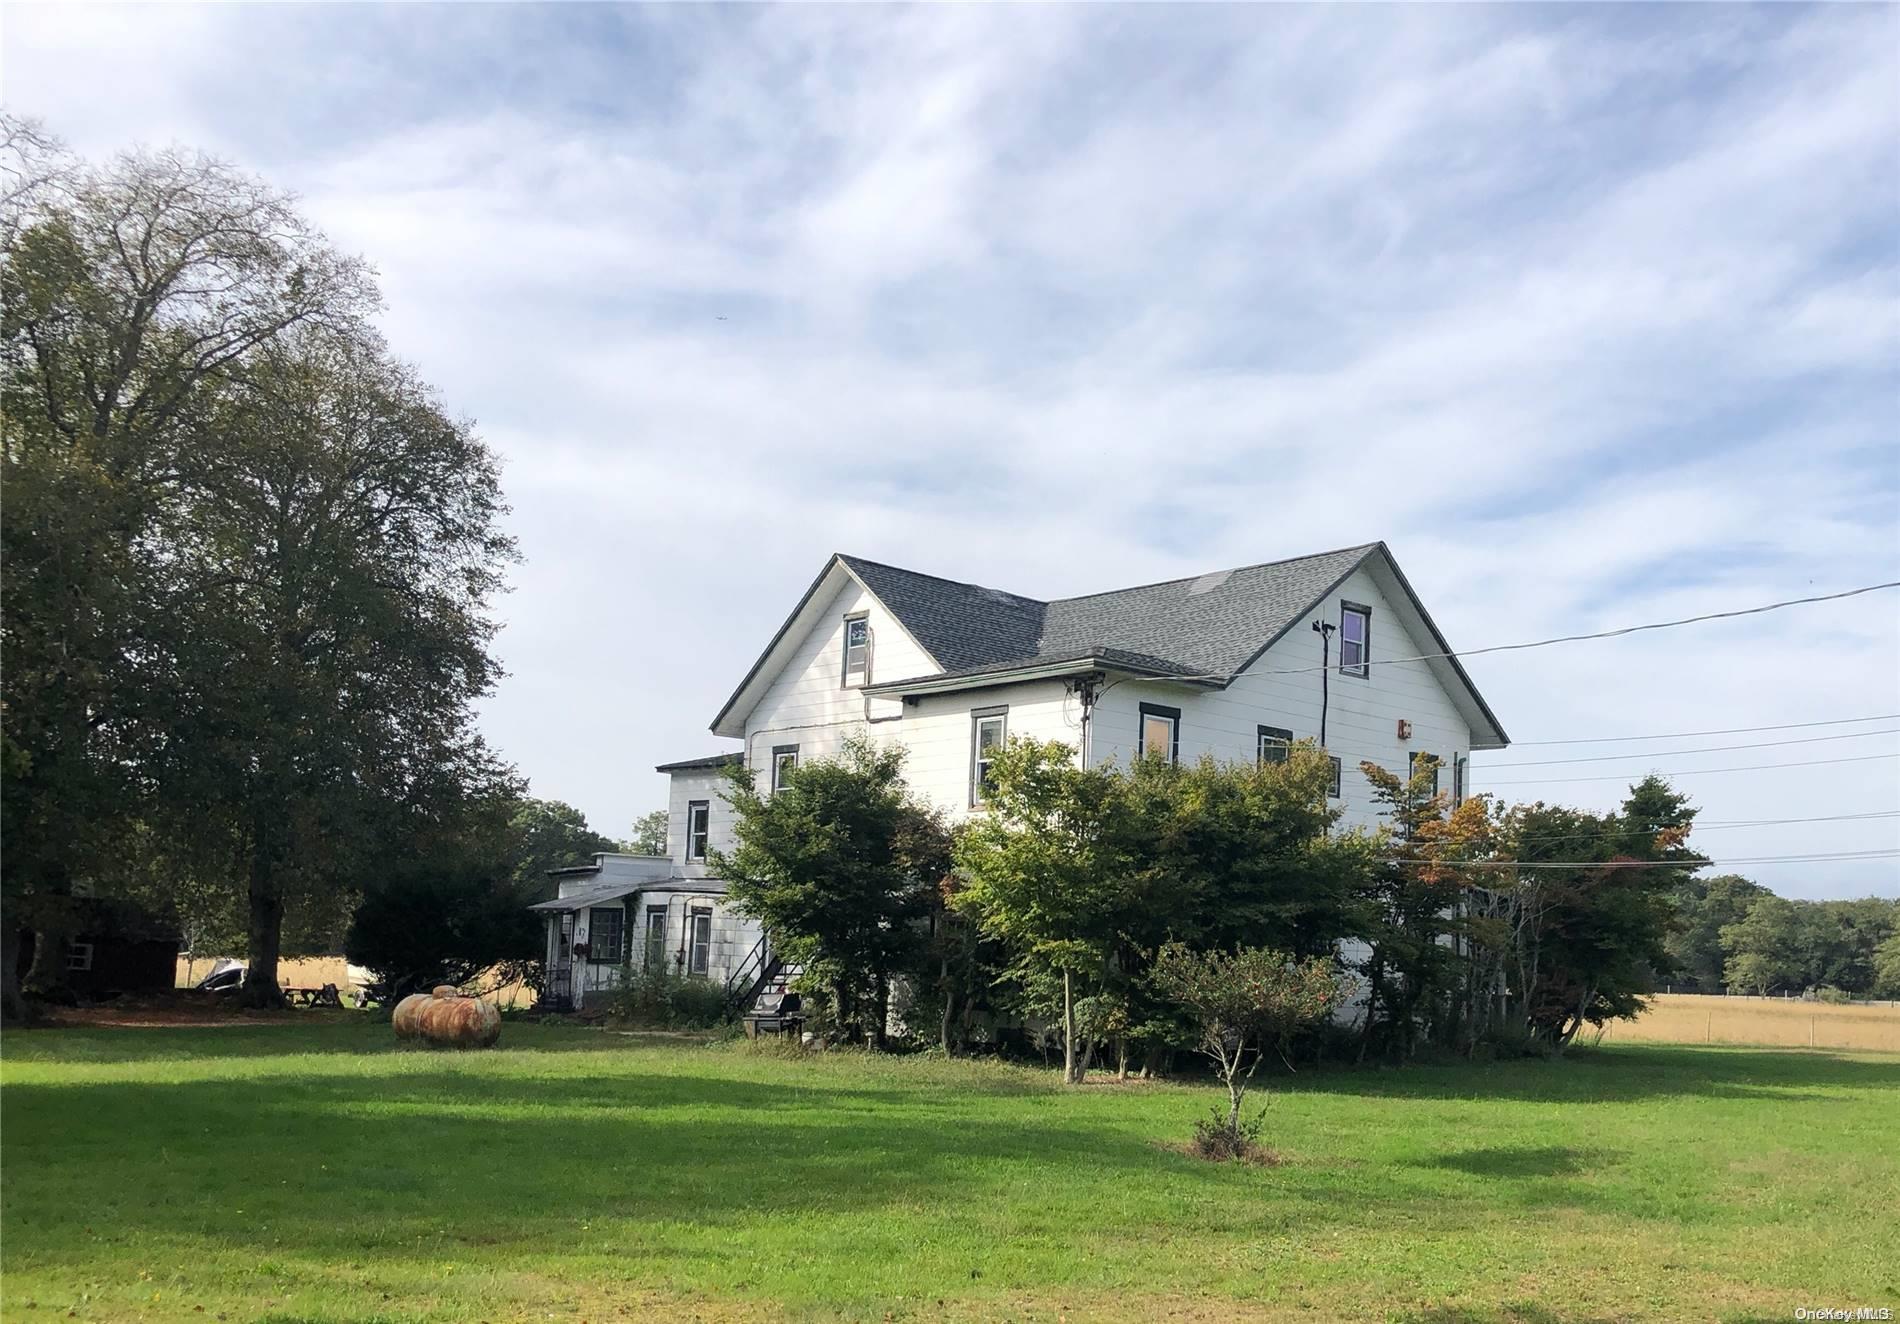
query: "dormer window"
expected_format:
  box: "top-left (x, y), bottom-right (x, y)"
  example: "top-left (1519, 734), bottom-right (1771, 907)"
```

top-left (841, 614), bottom-right (870, 687)
top-left (1339, 602), bottom-right (1371, 678)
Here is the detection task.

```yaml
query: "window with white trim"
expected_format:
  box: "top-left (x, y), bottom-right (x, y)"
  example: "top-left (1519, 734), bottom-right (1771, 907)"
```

top-left (1409, 751), bottom-right (1441, 795)
top-left (1339, 602), bottom-right (1371, 677)
top-left (772, 744), bottom-right (798, 793)
top-left (644, 905), bottom-right (667, 968)
top-left (1138, 703), bottom-right (1181, 764)
top-left (841, 615), bottom-right (870, 688)
top-left (971, 706), bottom-right (1007, 804)
top-left (688, 909), bottom-right (712, 976)
top-left (1328, 756), bottom-right (1343, 799)
top-left (1258, 725), bottom-right (1293, 765)
top-left (587, 907), bottom-right (624, 964)
top-left (686, 800), bottom-right (710, 861)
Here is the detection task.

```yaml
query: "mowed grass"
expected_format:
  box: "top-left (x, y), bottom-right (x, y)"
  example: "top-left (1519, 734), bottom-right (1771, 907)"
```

top-left (1601, 992), bottom-right (1900, 1052)
top-left (3, 1022), bottom-right (1898, 1323)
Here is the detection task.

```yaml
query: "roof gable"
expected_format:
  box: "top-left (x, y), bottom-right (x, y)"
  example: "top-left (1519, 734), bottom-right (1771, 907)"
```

top-left (713, 543), bottom-right (1507, 748)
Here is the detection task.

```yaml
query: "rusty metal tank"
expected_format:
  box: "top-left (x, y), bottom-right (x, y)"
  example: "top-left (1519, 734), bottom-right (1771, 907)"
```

top-left (392, 985), bottom-right (501, 1048)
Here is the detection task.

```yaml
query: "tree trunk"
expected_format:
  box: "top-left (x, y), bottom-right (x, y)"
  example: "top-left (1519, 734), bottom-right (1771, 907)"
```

top-left (239, 839), bottom-right (287, 1009)
top-left (1, 925), bottom-right (32, 1024)
top-left (1062, 968), bottom-right (1081, 1085)
top-left (872, 971), bottom-right (889, 1050)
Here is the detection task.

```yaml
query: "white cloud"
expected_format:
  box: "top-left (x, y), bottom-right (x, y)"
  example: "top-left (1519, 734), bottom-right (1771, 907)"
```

top-left (4, 3), bottom-right (1894, 896)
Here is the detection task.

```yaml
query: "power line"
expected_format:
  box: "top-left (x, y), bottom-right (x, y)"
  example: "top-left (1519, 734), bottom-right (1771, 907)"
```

top-left (1510, 713), bottom-right (1900, 746)
top-left (1484, 727), bottom-right (1900, 769)
top-left (1493, 810), bottom-right (1900, 848)
top-left (1423, 849), bottom-right (1900, 870)
top-left (1251, 580), bottom-right (1900, 679)
top-left (1475, 751), bottom-right (1900, 786)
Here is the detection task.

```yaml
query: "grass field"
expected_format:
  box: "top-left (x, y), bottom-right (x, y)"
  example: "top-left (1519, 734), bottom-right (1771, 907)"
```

top-left (1599, 992), bottom-right (1900, 1052)
top-left (3, 1020), bottom-right (1897, 1323)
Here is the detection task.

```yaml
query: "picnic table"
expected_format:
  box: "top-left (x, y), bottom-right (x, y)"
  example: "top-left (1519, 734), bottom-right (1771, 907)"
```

top-left (284, 983), bottom-right (344, 1009)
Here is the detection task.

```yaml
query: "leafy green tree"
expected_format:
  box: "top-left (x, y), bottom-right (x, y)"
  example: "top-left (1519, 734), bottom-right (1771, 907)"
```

top-left (952, 738), bottom-right (1139, 1083)
top-left (1149, 942), bottom-right (1346, 1148)
top-left (1722, 895), bottom-right (1805, 995)
top-left (714, 737), bottom-right (951, 1047)
top-left (1873, 928), bottom-right (1900, 999)
top-left (149, 327), bottom-right (515, 1005)
top-left (2, 122), bottom-right (374, 1018)
top-left (627, 809), bottom-right (669, 857)
top-left (510, 799), bottom-right (620, 899)
top-left (1668, 874), bottom-right (1768, 991)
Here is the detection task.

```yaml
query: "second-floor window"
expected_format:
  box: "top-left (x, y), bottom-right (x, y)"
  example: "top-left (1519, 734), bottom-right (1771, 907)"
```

top-left (1453, 755), bottom-right (1468, 805)
top-left (1257, 725), bottom-right (1292, 765)
top-left (842, 614), bottom-right (870, 687)
top-left (1409, 751), bottom-right (1441, 795)
top-left (1328, 755), bottom-right (1343, 799)
top-left (686, 800), bottom-right (710, 861)
top-left (1340, 601), bottom-right (1371, 677)
top-left (971, 706), bottom-right (1007, 804)
top-left (772, 744), bottom-right (798, 792)
top-left (1138, 703), bottom-right (1181, 764)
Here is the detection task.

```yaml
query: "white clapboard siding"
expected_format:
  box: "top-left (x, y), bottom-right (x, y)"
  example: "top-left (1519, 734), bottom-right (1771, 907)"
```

top-left (1087, 564), bottom-right (1469, 833)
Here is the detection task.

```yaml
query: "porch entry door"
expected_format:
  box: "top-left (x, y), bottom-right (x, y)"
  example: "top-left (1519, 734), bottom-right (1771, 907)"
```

top-left (548, 912), bottom-right (576, 1003)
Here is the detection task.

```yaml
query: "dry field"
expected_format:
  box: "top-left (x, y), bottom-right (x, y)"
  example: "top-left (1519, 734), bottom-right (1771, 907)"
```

top-left (173, 955), bottom-right (535, 1007)
top-left (1600, 991), bottom-right (1900, 1052)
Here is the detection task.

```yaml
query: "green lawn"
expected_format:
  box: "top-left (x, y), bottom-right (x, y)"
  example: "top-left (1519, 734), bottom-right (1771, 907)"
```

top-left (2, 1021), bottom-right (1896, 1323)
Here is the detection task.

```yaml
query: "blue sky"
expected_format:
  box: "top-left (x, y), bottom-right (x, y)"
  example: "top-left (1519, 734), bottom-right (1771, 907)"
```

top-left (6, 3), bottom-right (1896, 898)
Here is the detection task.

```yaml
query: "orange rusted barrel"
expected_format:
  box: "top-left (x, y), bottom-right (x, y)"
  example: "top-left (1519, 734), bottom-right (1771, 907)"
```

top-left (391, 987), bottom-right (500, 1048)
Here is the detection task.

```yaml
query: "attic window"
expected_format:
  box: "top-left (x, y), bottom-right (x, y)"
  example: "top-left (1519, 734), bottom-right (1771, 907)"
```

top-left (841, 614), bottom-right (870, 688)
top-left (1339, 602), bottom-right (1371, 678)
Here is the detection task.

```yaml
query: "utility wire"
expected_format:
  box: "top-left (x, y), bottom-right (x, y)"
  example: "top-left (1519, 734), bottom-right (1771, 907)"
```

top-left (1431, 849), bottom-right (1900, 870)
top-left (1476, 751), bottom-right (1899, 786)
top-left (1489, 810), bottom-right (1900, 849)
top-left (1509, 713), bottom-right (1900, 746)
top-left (1483, 727), bottom-right (1900, 768)
top-left (1250, 581), bottom-right (1900, 678)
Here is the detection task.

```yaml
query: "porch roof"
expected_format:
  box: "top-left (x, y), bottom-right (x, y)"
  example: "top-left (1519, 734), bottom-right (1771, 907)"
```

top-left (528, 882), bottom-right (643, 914)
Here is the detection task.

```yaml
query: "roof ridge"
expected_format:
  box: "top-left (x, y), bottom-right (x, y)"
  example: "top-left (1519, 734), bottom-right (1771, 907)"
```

top-left (837, 553), bottom-right (1048, 608)
top-left (1047, 541), bottom-right (1381, 606)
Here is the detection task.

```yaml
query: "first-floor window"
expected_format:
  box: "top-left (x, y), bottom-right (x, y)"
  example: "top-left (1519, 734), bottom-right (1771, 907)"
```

top-left (687, 800), bottom-right (710, 860)
top-left (587, 907), bottom-right (624, 964)
top-left (772, 744), bottom-right (799, 793)
top-left (1328, 756), bottom-right (1343, 799)
top-left (688, 909), bottom-right (712, 976)
top-left (970, 706), bottom-right (1007, 804)
top-left (1138, 703), bottom-right (1181, 764)
top-left (1258, 725), bottom-right (1292, 765)
top-left (645, 905), bottom-right (667, 968)
top-left (65, 941), bottom-right (94, 972)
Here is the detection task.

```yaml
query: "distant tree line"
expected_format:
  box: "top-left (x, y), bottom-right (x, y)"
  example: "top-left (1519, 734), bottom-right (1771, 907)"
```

top-left (0, 116), bottom-right (622, 1016)
top-left (1670, 875), bottom-right (1899, 999)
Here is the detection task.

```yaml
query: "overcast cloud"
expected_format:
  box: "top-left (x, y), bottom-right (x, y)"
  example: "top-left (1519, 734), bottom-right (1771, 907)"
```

top-left (5, 3), bottom-right (1895, 898)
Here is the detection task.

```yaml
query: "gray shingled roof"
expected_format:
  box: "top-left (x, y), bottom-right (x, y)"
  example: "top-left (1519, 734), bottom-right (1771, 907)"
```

top-left (654, 752), bottom-right (744, 773)
top-left (840, 544), bottom-right (1377, 686)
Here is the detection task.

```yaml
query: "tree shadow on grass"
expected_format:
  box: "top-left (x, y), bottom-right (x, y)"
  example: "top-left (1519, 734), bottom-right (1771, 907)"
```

top-left (1281, 1043), bottom-right (1900, 1106)
top-left (1419, 1145), bottom-right (1614, 1180)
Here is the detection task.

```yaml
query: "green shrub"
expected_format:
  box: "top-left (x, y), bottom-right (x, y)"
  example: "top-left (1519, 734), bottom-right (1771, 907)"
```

top-left (606, 963), bottom-right (733, 1029)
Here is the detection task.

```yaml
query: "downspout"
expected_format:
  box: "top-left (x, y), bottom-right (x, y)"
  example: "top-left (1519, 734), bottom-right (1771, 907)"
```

top-left (1311, 620), bottom-right (1335, 747)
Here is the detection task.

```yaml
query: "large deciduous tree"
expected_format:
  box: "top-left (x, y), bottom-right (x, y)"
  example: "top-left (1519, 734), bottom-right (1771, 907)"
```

top-left (714, 737), bottom-right (951, 1047)
top-left (2, 121), bottom-right (374, 1017)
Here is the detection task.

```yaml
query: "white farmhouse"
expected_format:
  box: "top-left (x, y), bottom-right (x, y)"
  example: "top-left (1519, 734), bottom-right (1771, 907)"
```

top-left (533, 542), bottom-right (1508, 1011)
